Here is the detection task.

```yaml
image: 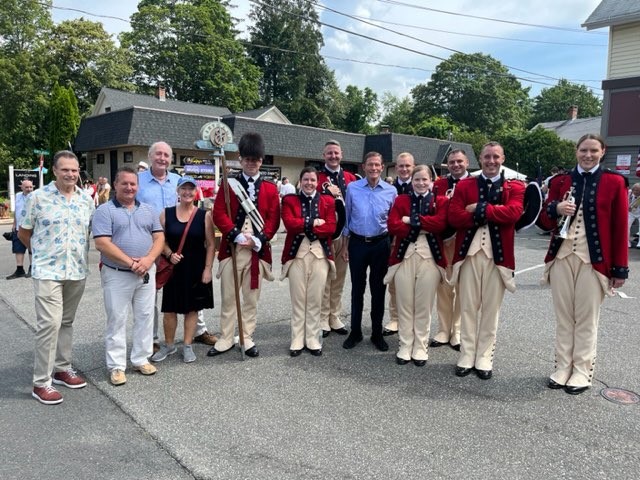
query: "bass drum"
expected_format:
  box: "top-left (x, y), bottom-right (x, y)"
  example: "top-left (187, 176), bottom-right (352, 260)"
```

top-left (517, 182), bottom-right (543, 232)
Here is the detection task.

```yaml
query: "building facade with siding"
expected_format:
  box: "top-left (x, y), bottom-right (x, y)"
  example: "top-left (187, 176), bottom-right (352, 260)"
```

top-left (583, 0), bottom-right (640, 180)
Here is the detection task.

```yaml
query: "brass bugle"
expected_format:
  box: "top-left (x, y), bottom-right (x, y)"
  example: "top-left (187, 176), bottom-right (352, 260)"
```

top-left (558, 186), bottom-right (575, 239)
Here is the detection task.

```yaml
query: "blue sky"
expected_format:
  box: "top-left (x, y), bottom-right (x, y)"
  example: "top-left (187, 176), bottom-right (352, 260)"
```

top-left (51, 0), bottom-right (607, 107)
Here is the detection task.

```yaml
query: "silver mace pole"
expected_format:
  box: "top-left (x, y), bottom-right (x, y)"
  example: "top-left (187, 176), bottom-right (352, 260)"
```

top-left (215, 146), bottom-right (246, 360)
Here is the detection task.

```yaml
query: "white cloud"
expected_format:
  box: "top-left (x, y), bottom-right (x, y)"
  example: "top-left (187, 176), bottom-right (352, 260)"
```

top-left (348, 0), bottom-right (600, 100)
top-left (51, 0), bottom-right (607, 100)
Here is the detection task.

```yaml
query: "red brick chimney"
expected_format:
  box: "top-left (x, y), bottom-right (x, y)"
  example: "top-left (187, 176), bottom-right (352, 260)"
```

top-left (156, 85), bottom-right (166, 102)
top-left (567, 105), bottom-right (578, 120)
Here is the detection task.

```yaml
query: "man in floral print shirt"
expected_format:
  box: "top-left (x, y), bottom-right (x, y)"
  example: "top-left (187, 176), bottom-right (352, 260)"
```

top-left (19, 150), bottom-right (95, 405)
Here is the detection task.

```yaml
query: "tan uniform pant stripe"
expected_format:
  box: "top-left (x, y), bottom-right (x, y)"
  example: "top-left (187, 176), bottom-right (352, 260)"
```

top-left (549, 254), bottom-right (604, 387)
top-left (288, 254), bottom-right (329, 350)
top-left (321, 236), bottom-right (347, 330)
top-left (394, 256), bottom-right (440, 361)
top-left (216, 248), bottom-right (261, 351)
top-left (457, 252), bottom-right (505, 371)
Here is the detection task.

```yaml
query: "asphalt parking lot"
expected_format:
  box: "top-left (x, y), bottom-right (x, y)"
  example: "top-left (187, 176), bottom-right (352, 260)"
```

top-left (1, 222), bottom-right (638, 480)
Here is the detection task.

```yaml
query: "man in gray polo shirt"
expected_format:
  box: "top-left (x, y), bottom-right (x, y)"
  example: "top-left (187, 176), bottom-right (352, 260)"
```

top-left (93, 167), bottom-right (164, 386)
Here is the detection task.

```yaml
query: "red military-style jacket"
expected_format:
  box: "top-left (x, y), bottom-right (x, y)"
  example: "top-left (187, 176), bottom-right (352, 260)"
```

top-left (448, 176), bottom-right (525, 270)
top-left (213, 175), bottom-right (280, 266)
top-left (281, 193), bottom-right (336, 264)
top-left (387, 192), bottom-right (449, 268)
top-left (537, 168), bottom-right (628, 279)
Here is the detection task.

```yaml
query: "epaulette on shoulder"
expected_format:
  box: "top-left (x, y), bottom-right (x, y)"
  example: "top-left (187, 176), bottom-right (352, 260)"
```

top-left (262, 177), bottom-right (276, 185)
top-left (550, 173), bottom-right (571, 187)
top-left (504, 178), bottom-right (525, 185)
top-left (602, 168), bottom-right (629, 187)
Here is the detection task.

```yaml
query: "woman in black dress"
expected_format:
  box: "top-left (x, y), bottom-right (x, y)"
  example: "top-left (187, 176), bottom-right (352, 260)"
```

top-left (155, 176), bottom-right (215, 363)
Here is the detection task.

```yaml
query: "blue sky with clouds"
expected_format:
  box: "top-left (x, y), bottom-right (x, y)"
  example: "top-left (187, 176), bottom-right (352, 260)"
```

top-left (51, 0), bottom-right (607, 105)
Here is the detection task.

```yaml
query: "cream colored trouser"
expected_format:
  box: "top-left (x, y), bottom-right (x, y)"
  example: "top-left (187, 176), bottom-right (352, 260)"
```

top-left (320, 236), bottom-right (347, 330)
top-left (393, 256), bottom-right (440, 361)
top-left (288, 253), bottom-right (329, 350)
top-left (457, 253), bottom-right (505, 371)
top-left (215, 248), bottom-right (262, 351)
top-left (384, 281), bottom-right (399, 332)
top-left (549, 254), bottom-right (604, 387)
top-left (434, 240), bottom-right (460, 345)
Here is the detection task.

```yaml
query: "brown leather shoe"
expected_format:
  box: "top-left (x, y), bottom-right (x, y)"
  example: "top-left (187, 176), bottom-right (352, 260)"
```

top-left (193, 331), bottom-right (218, 345)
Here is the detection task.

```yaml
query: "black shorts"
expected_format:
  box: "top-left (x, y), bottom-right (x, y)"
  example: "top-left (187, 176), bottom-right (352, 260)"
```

top-left (11, 231), bottom-right (27, 254)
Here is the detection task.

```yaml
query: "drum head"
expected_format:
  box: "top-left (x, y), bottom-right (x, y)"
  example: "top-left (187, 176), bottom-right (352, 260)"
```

top-left (516, 182), bottom-right (543, 232)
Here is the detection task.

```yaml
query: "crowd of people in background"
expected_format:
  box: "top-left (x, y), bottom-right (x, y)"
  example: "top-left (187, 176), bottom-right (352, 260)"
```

top-left (7, 131), bottom-right (630, 405)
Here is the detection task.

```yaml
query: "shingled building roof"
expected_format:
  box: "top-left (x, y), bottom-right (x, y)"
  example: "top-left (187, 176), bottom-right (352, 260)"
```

top-left (76, 88), bottom-right (478, 168)
top-left (92, 87), bottom-right (231, 117)
top-left (220, 117), bottom-right (477, 167)
top-left (75, 107), bottom-right (224, 151)
top-left (582, 0), bottom-right (640, 29)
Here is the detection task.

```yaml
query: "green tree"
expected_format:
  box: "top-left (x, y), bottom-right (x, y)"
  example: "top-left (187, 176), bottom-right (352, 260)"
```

top-left (529, 79), bottom-right (602, 128)
top-left (45, 19), bottom-right (134, 114)
top-left (411, 53), bottom-right (532, 136)
top-left (121, 0), bottom-right (260, 112)
top-left (378, 93), bottom-right (413, 134)
top-left (0, 0), bottom-right (52, 185)
top-left (335, 85), bottom-right (378, 134)
top-left (48, 83), bottom-right (80, 155)
top-left (413, 116), bottom-right (460, 140)
top-left (454, 130), bottom-right (489, 159)
top-left (247, 0), bottom-right (341, 127)
top-left (497, 127), bottom-right (576, 178)
top-left (0, 0), bottom-right (53, 54)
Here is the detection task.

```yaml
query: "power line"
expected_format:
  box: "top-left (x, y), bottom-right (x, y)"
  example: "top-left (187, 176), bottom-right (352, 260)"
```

top-left (43, 2), bottom-right (130, 24)
top-left (345, 14), bottom-right (607, 48)
top-left (312, 1), bottom-right (565, 83)
top-left (45, 1), bottom-right (603, 93)
top-left (373, 0), bottom-right (608, 35)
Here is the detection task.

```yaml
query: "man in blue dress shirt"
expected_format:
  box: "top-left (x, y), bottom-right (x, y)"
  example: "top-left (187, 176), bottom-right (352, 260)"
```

top-left (342, 152), bottom-right (397, 351)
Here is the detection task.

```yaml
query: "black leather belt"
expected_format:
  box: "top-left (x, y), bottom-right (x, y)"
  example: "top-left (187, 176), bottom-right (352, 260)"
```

top-left (349, 232), bottom-right (388, 243)
top-left (103, 263), bottom-right (132, 272)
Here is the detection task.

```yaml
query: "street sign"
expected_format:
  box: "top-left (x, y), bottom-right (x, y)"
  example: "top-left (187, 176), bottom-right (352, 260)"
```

top-left (33, 149), bottom-right (50, 155)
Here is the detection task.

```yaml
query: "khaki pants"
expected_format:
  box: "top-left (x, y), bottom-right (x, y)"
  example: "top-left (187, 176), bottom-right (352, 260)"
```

top-left (320, 236), bottom-right (348, 331)
top-left (549, 255), bottom-right (604, 387)
top-left (393, 256), bottom-right (440, 361)
top-left (434, 239), bottom-right (460, 345)
top-left (215, 248), bottom-right (263, 351)
top-left (457, 253), bottom-right (505, 371)
top-left (384, 281), bottom-right (399, 332)
top-left (288, 254), bottom-right (329, 350)
top-left (33, 279), bottom-right (86, 387)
